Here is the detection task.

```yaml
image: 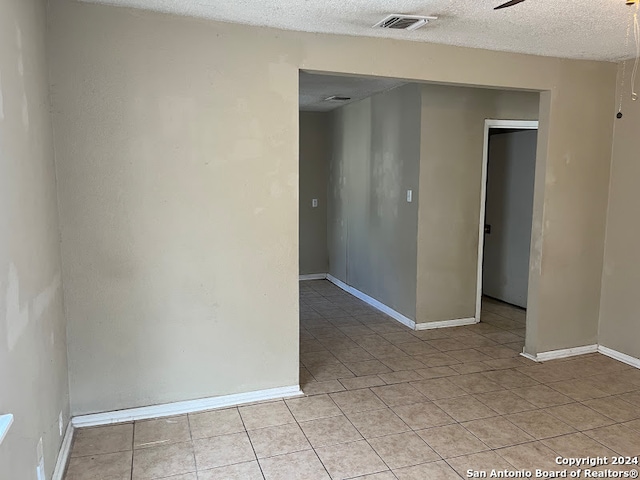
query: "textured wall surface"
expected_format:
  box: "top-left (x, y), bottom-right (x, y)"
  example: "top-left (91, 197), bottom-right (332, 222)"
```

top-left (598, 66), bottom-right (640, 360)
top-left (329, 84), bottom-right (421, 319)
top-left (48, 0), bottom-right (616, 415)
top-left (299, 112), bottom-right (330, 275)
top-left (0, 0), bottom-right (70, 478)
top-left (416, 86), bottom-right (539, 325)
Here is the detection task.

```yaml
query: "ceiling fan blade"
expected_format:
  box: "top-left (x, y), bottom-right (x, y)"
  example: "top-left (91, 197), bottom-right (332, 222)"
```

top-left (494, 0), bottom-right (526, 9)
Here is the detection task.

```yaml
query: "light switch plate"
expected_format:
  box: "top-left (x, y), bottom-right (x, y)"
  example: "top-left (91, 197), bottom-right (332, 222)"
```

top-left (312, 199), bottom-right (318, 208)
top-left (406, 190), bottom-right (413, 202)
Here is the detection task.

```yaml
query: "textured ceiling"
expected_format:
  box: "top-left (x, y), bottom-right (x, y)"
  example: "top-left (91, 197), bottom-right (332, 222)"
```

top-left (80, 0), bottom-right (639, 61)
top-left (299, 72), bottom-right (406, 111)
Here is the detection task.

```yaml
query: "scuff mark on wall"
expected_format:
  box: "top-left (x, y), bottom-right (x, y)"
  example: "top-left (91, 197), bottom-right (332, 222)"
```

top-left (0, 71), bottom-right (4, 121)
top-left (4, 264), bottom-right (62, 351)
top-left (21, 93), bottom-right (29, 129)
top-left (5, 263), bottom-right (29, 351)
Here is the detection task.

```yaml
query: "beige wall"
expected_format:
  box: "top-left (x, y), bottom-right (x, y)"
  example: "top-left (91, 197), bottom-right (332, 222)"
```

top-left (299, 112), bottom-right (330, 275)
top-left (416, 85), bottom-right (539, 324)
top-left (0, 0), bottom-right (70, 478)
top-left (598, 66), bottom-right (640, 359)
top-left (328, 84), bottom-right (422, 319)
top-left (48, 0), bottom-right (616, 415)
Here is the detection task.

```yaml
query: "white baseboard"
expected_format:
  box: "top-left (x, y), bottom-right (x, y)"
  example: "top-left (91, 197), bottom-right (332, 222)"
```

top-left (326, 274), bottom-right (416, 329)
top-left (299, 273), bottom-right (327, 281)
top-left (520, 344), bottom-right (598, 362)
top-left (72, 385), bottom-right (302, 428)
top-left (415, 317), bottom-right (478, 330)
top-left (52, 422), bottom-right (74, 480)
top-left (598, 345), bottom-right (640, 369)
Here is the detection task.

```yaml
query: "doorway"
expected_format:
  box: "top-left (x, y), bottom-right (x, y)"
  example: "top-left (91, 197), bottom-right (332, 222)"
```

top-left (476, 120), bottom-right (539, 319)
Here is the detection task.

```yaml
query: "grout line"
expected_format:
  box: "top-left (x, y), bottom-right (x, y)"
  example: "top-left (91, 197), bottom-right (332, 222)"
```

top-left (236, 407), bottom-right (266, 480)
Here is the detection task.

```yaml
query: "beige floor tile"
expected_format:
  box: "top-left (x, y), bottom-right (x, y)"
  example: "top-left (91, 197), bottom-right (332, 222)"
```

top-left (447, 451), bottom-right (513, 477)
top-left (346, 409), bottom-right (410, 438)
top-left (448, 373), bottom-right (503, 394)
top-left (474, 390), bottom-right (537, 415)
top-left (316, 440), bottom-right (388, 479)
top-left (350, 472), bottom-right (396, 480)
top-left (310, 362), bottom-right (356, 381)
top-left (410, 378), bottom-right (466, 400)
top-left (285, 394), bottom-right (341, 422)
top-left (371, 383), bottom-right (427, 407)
top-left (583, 396), bottom-right (640, 422)
top-left (132, 441), bottom-right (195, 480)
top-left (259, 450), bottom-right (330, 480)
top-left (584, 374), bottom-right (639, 396)
top-left (346, 360), bottom-right (394, 376)
top-left (583, 424), bottom-right (640, 456)
top-left (303, 380), bottom-right (346, 396)
top-left (134, 416), bottom-right (190, 449)
top-left (247, 423), bottom-right (311, 459)
top-left (417, 424), bottom-right (489, 458)
top-left (619, 391), bottom-right (640, 407)
top-left (333, 347), bottom-right (375, 363)
top-left (511, 385), bottom-right (573, 408)
top-left (197, 461), bottom-right (263, 480)
top-left (541, 432), bottom-right (617, 458)
top-left (71, 423), bottom-right (133, 457)
top-left (624, 419), bottom-right (640, 433)
top-left (545, 403), bottom-right (614, 430)
top-left (497, 441), bottom-right (560, 470)
top-left (481, 369), bottom-right (538, 388)
top-left (398, 342), bottom-right (438, 356)
top-left (188, 408), bottom-right (244, 440)
top-left (380, 356), bottom-right (426, 372)
top-left (299, 415), bottom-right (362, 447)
top-left (414, 366), bottom-right (459, 379)
top-left (239, 401), bottom-right (295, 430)
top-left (505, 410), bottom-right (575, 439)
top-left (379, 370), bottom-right (423, 384)
top-left (447, 349), bottom-right (493, 364)
top-left (339, 375), bottom-right (387, 390)
top-left (393, 460), bottom-right (462, 479)
top-left (428, 339), bottom-right (468, 353)
top-left (368, 431), bottom-right (439, 469)
top-left (65, 451), bottom-right (133, 480)
top-left (330, 388), bottom-right (387, 413)
top-left (449, 363), bottom-right (493, 374)
top-left (414, 353), bottom-right (460, 368)
top-left (391, 402), bottom-right (455, 430)
top-left (192, 432), bottom-right (255, 470)
top-left (462, 417), bottom-right (534, 449)
top-left (158, 474), bottom-right (197, 480)
top-left (434, 395), bottom-right (498, 423)
top-left (547, 379), bottom-right (608, 401)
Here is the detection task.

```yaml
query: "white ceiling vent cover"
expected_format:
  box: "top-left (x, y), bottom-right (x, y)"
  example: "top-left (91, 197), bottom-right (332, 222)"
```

top-left (373, 14), bottom-right (437, 31)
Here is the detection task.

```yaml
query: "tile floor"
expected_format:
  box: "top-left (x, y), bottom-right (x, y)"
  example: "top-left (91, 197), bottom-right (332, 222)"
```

top-left (64, 280), bottom-right (640, 480)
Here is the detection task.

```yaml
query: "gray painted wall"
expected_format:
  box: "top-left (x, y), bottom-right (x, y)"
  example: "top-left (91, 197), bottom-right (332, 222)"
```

top-left (299, 112), bottom-right (330, 275)
top-left (328, 84), bottom-right (422, 319)
top-left (598, 64), bottom-right (640, 360)
top-left (416, 85), bottom-right (540, 324)
top-left (0, 0), bottom-right (70, 478)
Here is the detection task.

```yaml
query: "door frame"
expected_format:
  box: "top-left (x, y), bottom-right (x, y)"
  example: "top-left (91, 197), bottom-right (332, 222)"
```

top-left (475, 119), bottom-right (539, 321)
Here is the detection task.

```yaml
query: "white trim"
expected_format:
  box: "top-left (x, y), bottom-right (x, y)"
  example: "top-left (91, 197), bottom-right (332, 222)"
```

top-left (299, 273), bottom-right (327, 281)
top-left (72, 385), bottom-right (302, 428)
top-left (520, 344), bottom-right (598, 362)
top-left (326, 274), bottom-right (416, 329)
top-left (415, 317), bottom-right (478, 330)
top-left (598, 345), bottom-right (640, 369)
top-left (52, 422), bottom-right (74, 480)
top-left (476, 119), bottom-right (539, 322)
top-left (0, 414), bottom-right (13, 445)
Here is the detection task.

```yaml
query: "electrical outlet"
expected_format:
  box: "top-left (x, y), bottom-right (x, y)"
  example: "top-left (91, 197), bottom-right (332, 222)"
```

top-left (312, 199), bottom-right (318, 208)
top-left (59, 412), bottom-right (63, 437)
top-left (406, 190), bottom-right (413, 203)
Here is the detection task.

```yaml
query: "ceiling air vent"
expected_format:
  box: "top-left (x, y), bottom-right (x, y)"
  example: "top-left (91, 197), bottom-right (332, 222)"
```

top-left (373, 14), bottom-right (437, 31)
